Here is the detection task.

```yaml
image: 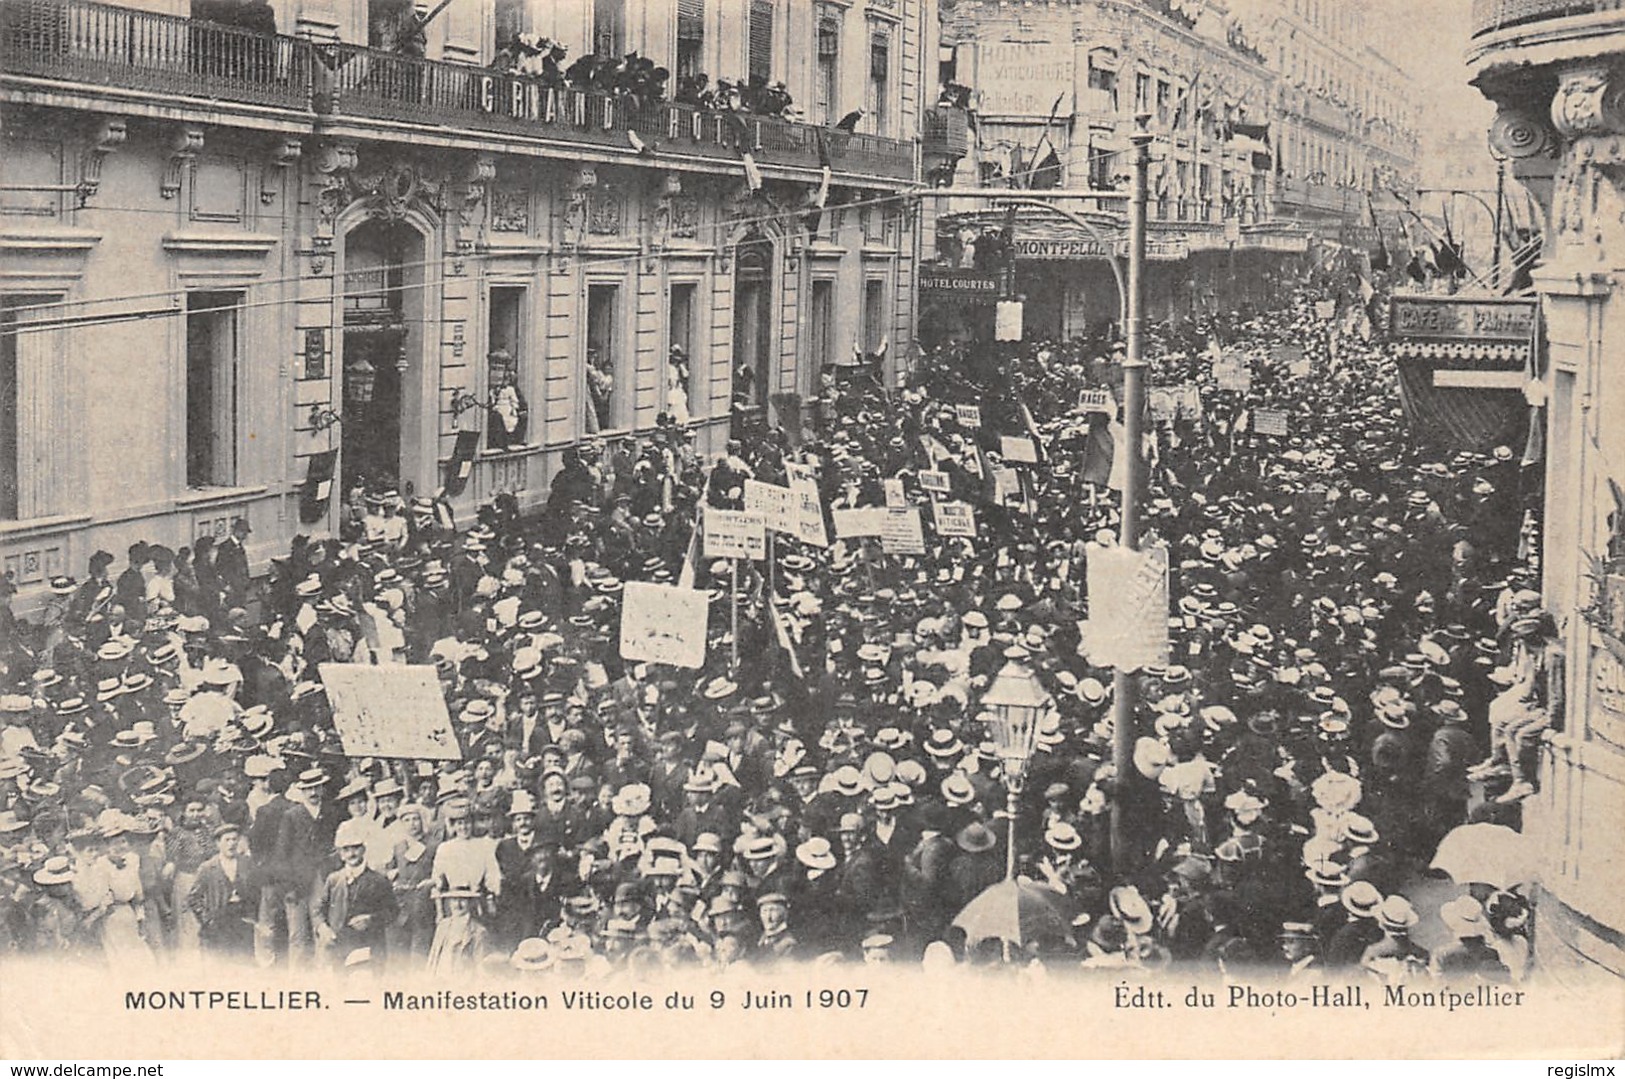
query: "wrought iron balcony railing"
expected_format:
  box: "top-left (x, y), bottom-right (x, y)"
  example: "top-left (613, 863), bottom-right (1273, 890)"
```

top-left (922, 106), bottom-right (969, 157)
top-left (0, 0), bottom-right (311, 110)
top-left (1, 0), bottom-right (917, 183)
top-left (1470, 0), bottom-right (1625, 36)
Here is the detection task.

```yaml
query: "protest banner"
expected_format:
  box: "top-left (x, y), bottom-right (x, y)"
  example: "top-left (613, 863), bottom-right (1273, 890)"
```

top-left (1084, 543), bottom-right (1170, 670)
top-left (833, 507), bottom-right (888, 538)
top-left (1149, 388), bottom-right (1178, 423)
top-left (742, 479), bottom-right (797, 536)
top-left (933, 501), bottom-right (977, 537)
top-left (1214, 360), bottom-right (1253, 394)
top-left (954, 404), bottom-right (982, 428)
top-left (881, 507), bottom-right (927, 554)
top-left (702, 507), bottom-right (766, 560)
top-left (319, 664), bottom-right (461, 760)
top-left (1000, 436), bottom-right (1040, 464)
top-left (1253, 409), bottom-right (1289, 437)
top-left (919, 469), bottom-right (951, 494)
top-left (619, 581), bottom-right (709, 669)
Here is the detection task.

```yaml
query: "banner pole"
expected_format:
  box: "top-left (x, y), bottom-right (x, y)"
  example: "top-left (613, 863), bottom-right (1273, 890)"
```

top-left (730, 558), bottom-right (740, 678)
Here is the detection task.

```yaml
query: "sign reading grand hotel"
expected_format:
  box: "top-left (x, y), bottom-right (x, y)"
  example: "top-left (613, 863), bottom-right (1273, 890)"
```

top-left (1389, 296), bottom-right (1538, 342)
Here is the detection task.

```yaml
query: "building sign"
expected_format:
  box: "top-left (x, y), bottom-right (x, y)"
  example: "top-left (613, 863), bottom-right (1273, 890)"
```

top-left (1389, 296), bottom-right (1538, 344)
top-left (970, 42), bottom-right (1074, 117)
top-left (1013, 237), bottom-right (1116, 260)
top-left (920, 266), bottom-right (1001, 298)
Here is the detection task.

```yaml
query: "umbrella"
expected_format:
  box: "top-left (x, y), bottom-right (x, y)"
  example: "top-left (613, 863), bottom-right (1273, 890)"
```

top-left (1430, 822), bottom-right (1538, 889)
top-left (951, 878), bottom-right (1075, 949)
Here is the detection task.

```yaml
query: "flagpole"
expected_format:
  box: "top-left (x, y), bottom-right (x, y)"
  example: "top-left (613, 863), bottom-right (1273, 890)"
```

top-left (730, 558), bottom-right (740, 678)
top-left (1111, 114), bottom-right (1153, 875)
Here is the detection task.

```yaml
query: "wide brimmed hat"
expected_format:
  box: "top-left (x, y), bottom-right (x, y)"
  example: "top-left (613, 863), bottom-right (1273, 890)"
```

top-left (1109, 885), bottom-right (1154, 935)
top-left (796, 837), bottom-right (837, 871)
top-left (955, 822), bottom-right (997, 854)
top-left (611, 783), bottom-right (652, 816)
top-left (1341, 880), bottom-right (1383, 919)
top-left (1377, 895), bottom-right (1419, 931)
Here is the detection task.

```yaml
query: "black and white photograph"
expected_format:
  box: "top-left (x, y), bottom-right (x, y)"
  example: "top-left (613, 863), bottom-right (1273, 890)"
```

top-left (0, 0), bottom-right (1621, 1063)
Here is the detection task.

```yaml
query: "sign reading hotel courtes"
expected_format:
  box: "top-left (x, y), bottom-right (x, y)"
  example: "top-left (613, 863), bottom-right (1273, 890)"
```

top-left (970, 42), bottom-right (1074, 116)
top-left (920, 267), bottom-right (1001, 298)
top-left (1389, 296), bottom-right (1538, 342)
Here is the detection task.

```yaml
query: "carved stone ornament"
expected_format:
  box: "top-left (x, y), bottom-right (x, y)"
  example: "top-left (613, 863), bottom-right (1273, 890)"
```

top-left (351, 157), bottom-right (444, 224)
top-left (560, 164), bottom-right (596, 248)
top-left (78, 116), bottom-right (126, 206)
top-left (452, 153), bottom-right (496, 252)
top-left (162, 125), bottom-right (205, 200)
top-left (588, 185), bottom-right (625, 235)
top-left (1489, 107), bottom-right (1556, 161)
top-left (309, 139), bottom-right (357, 274)
top-left (261, 136), bottom-right (303, 205)
top-left (489, 185), bottom-right (530, 233)
top-left (1551, 65), bottom-right (1625, 140)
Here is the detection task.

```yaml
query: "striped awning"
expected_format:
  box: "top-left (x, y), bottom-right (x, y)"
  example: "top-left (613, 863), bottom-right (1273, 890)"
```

top-left (1392, 340), bottom-right (1529, 364)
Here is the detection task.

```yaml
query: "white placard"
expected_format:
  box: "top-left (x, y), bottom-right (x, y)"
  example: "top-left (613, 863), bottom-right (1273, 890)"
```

top-left (833, 507), bottom-right (889, 538)
top-left (703, 507), bottom-right (767, 560)
top-left (1000, 435), bottom-right (1039, 464)
top-left (995, 299), bottom-right (1024, 342)
top-left (319, 664), bottom-right (461, 760)
top-left (881, 507), bottom-right (927, 555)
top-left (1253, 409), bottom-right (1289, 437)
top-left (933, 501), bottom-right (977, 537)
top-left (788, 475), bottom-right (829, 548)
top-left (619, 581), bottom-right (710, 670)
top-left (884, 477), bottom-right (906, 508)
top-left (920, 469), bottom-right (951, 494)
top-left (742, 479), bottom-right (797, 535)
top-left (954, 405), bottom-right (982, 428)
top-left (1315, 300), bottom-right (1336, 321)
top-left (1079, 388), bottom-right (1116, 414)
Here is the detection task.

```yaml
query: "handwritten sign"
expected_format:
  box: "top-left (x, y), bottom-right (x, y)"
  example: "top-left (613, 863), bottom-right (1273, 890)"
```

top-left (619, 582), bottom-right (709, 669)
top-left (833, 507), bottom-right (888, 539)
top-left (703, 507), bottom-right (766, 560)
top-left (320, 664), bottom-right (461, 761)
top-left (954, 405), bottom-right (982, 428)
top-left (881, 507), bottom-right (927, 555)
top-left (920, 469), bottom-right (951, 494)
top-left (1253, 409), bottom-right (1289, 437)
top-left (933, 501), bottom-right (977, 537)
top-left (1000, 436), bottom-right (1039, 464)
top-left (743, 479), bottom-right (797, 536)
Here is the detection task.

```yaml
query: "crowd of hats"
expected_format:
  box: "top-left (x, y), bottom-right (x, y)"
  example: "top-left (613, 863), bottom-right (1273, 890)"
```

top-left (0, 291), bottom-right (1539, 981)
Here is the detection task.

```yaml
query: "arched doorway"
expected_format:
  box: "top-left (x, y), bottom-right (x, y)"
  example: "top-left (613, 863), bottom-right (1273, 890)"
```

top-left (339, 219), bottom-right (425, 497)
top-left (731, 230), bottom-right (775, 416)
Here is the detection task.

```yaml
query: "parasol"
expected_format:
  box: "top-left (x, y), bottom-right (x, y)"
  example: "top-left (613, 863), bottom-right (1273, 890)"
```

top-left (951, 878), bottom-right (1075, 949)
top-left (1430, 822), bottom-right (1538, 889)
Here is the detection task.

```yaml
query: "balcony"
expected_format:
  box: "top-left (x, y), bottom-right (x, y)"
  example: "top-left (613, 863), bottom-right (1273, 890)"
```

top-left (1470, 0), bottom-right (1625, 36)
top-left (0, 0), bottom-right (312, 113)
top-left (922, 106), bottom-right (969, 158)
top-left (1, 0), bottom-right (917, 184)
top-left (1276, 177), bottom-right (1360, 217)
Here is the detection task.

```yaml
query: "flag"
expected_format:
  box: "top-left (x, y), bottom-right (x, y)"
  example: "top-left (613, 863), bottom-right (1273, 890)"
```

top-left (1017, 399), bottom-right (1047, 464)
top-left (677, 506), bottom-right (703, 588)
top-left (1080, 413), bottom-right (1115, 487)
top-left (1029, 147), bottom-right (1062, 189)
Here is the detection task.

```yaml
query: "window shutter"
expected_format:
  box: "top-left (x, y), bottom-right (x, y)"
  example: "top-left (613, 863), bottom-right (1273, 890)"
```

top-left (677, 0), bottom-right (703, 42)
top-left (870, 31), bottom-right (889, 80)
top-left (748, 0), bottom-right (773, 83)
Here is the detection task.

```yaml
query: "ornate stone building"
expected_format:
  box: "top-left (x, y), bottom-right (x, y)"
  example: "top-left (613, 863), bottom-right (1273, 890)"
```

top-left (0, 0), bottom-right (937, 597)
top-left (1469, 0), bottom-right (1625, 980)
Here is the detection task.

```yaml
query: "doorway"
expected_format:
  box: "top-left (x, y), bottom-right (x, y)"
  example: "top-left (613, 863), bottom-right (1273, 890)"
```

top-left (340, 219), bottom-right (424, 497)
top-left (731, 231), bottom-right (774, 412)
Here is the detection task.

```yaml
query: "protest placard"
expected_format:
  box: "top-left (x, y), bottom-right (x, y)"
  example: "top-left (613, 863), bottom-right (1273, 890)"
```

top-left (788, 474), bottom-right (829, 547)
top-left (881, 507), bottom-right (927, 554)
top-left (933, 501), bottom-right (977, 537)
top-left (1079, 388), bottom-right (1116, 414)
top-left (1000, 436), bottom-right (1040, 464)
top-left (619, 581), bottom-right (709, 669)
top-left (1315, 299), bottom-right (1336, 321)
top-left (1253, 409), bottom-right (1289, 437)
top-left (702, 507), bottom-right (767, 560)
top-left (919, 469), bottom-right (951, 494)
top-left (1214, 360), bottom-right (1253, 394)
top-left (954, 404), bottom-right (981, 428)
top-left (742, 479), bottom-right (797, 535)
top-left (833, 507), bottom-right (888, 538)
top-left (883, 477), bottom-right (906, 508)
top-left (1149, 388), bottom-right (1178, 423)
top-left (319, 664), bottom-right (461, 760)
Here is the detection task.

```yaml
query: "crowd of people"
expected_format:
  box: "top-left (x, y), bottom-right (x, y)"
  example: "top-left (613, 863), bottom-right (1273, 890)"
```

top-left (0, 291), bottom-right (1553, 986)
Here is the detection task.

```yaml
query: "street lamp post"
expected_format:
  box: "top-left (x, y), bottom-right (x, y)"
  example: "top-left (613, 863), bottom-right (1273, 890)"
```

top-left (981, 652), bottom-right (1053, 881)
top-left (1110, 115), bottom-right (1154, 873)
